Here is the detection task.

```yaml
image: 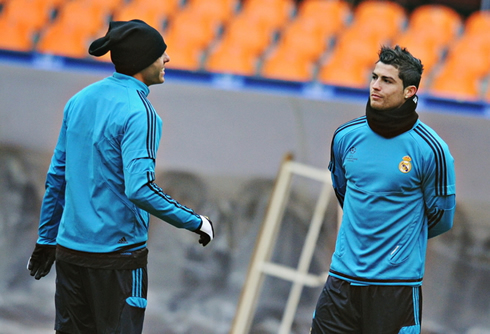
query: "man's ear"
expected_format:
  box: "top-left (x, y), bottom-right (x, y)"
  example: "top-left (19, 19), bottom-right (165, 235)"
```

top-left (404, 85), bottom-right (417, 99)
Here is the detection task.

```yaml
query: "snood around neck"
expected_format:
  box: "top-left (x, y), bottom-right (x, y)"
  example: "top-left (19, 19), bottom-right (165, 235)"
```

top-left (366, 95), bottom-right (419, 138)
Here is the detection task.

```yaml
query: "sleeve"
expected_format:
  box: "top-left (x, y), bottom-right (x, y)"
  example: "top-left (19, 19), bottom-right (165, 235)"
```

top-left (37, 113), bottom-right (67, 245)
top-left (121, 106), bottom-right (202, 231)
top-left (422, 141), bottom-right (456, 239)
top-left (328, 133), bottom-right (347, 208)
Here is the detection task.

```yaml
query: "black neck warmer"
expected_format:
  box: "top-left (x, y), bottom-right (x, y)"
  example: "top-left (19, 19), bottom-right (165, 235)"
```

top-left (366, 95), bottom-right (419, 138)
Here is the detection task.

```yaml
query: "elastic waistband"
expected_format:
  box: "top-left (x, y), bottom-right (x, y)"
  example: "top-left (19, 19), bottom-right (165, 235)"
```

top-left (329, 269), bottom-right (423, 286)
top-left (56, 245), bottom-right (148, 270)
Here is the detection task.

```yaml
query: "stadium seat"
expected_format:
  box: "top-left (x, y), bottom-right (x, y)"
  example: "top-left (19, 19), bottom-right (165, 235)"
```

top-left (443, 38), bottom-right (490, 79)
top-left (392, 31), bottom-right (441, 73)
top-left (429, 69), bottom-right (480, 101)
top-left (162, 9), bottom-right (222, 71)
top-left (183, 0), bottom-right (237, 26)
top-left (316, 24), bottom-right (380, 88)
top-left (464, 10), bottom-right (490, 37)
top-left (485, 86), bottom-right (490, 102)
top-left (164, 44), bottom-right (201, 71)
top-left (164, 10), bottom-right (219, 51)
top-left (297, 0), bottom-right (351, 23)
top-left (36, 21), bottom-right (90, 58)
top-left (273, 20), bottom-right (328, 63)
top-left (112, 2), bottom-right (166, 30)
top-left (296, 0), bottom-right (351, 38)
top-left (54, 0), bottom-right (108, 36)
top-left (128, 0), bottom-right (181, 20)
top-left (455, 11), bottom-right (490, 68)
top-left (205, 40), bottom-right (257, 76)
top-left (318, 52), bottom-right (370, 88)
top-left (261, 48), bottom-right (313, 82)
top-left (238, 0), bottom-right (294, 32)
top-left (354, 0), bottom-right (406, 20)
top-left (333, 27), bottom-right (381, 70)
top-left (0, 19), bottom-right (34, 52)
top-left (39, 0), bottom-right (68, 7)
top-left (389, 4), bottom-right (462, 81)
top-left (219, 14), bottom-right (274, 58)
top-left (0, 0), bottom-right (54, 32)
top-left (351, 0), bottom-right (406, 41)
top-left (408, 4), bottom-right (462, 47)
top-left (318, 64), bottom-right (369, 88)
top-left (83, 0), bottom-right (124, 13)
top-left (290, 14), bottom-right (345, 46)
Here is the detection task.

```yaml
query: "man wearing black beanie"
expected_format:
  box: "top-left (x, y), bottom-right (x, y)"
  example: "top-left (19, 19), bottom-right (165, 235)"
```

top-left (27, 19), bottom-right (215, 334)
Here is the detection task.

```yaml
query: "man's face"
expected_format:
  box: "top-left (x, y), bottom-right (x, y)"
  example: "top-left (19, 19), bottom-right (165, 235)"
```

top-left (370, 62), bottom-right (408, 111)
top-left (140, 52), bottom-right (170, 86)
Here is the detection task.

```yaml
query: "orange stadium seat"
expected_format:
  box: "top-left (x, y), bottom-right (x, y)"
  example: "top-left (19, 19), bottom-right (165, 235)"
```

top-left (164, 10), bottom-right (219, 51)
top-left (429, 68), bottom-right (481, 101)
top-left (0, 0), bottom-right (54, 33)
top-left (36, 22), bottom-right (91, 58)
top-left (392, 31), bottom-right (441, 73)
top-left (333, 27), bottom-right (381, 70)
top-left (261, 48), bottom-right (313, 82)
top-left (164, 44), bottom-right (201, 71)
top-left (205, 40), bottom-right (257, 76)
top-left (464, 10), bottom-right (490, 37)
top-left (318, 63), bottom-right (369, 88)
top-left (297, 0), bottom-right (351, 21)
top-left (183, 0), bottom-right (237, 26)
top-left (163, 11), bottom-right (218, 71)
top-left (318, 51), bottom-right (371, 88)
top-left (128, 0), bottom-right (181, 20)
top-left (80, 0), bottom-right (124, 14)
top-left (455, 12), bottom-right (490, 67)
top-left (351, 0), bottom-right (406, 41)
top-left (239, 0), bottom-right (294, 31)
top-left (408, 4), bottom-right (462, 47)
top-left (355, 0), bottom-right (406, 19)
top-left (38, 0), bottom-right (68, 7)
top-left (485, 86), bottom-right (490, 102)
top-left (274, 20), bottom-right (329, 63)
top-left (443, 39), bottom-right (490, 79)
top-left (112, 2), bottom-right (166, 30)
top-left (54, 0), bottom-right (108, 36)
top-left (0, 19), bottom-right (34, 51)
top-left (219, 14), bottom-right (274, 57)
top-left (296, 0), bottom-right (350, 37)
top-left (289, 15), bottom-right (343, 46)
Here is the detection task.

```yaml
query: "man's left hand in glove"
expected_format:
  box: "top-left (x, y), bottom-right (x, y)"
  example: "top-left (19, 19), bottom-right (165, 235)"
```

top-left (27, 244), bottom-right (56, 280)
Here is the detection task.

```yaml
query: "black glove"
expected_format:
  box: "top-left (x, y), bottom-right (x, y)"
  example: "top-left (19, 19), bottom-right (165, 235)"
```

top-left (194, 216), bottom-right (215, 247)
top-left (27, 244), bottom-right (56, 280)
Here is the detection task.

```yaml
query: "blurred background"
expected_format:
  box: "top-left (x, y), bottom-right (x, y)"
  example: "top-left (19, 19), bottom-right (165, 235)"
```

top-left (0, 0), bottom-right (489, 333)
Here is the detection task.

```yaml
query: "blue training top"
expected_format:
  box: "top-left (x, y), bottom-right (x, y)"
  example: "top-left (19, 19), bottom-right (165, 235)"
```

top-left (37, 73), bottom-right (202, 253)
top-left (328, 116), bottom-right (456, 286)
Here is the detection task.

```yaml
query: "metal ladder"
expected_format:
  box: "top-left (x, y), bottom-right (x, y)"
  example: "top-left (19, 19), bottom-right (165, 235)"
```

top-left (230, 155), bottom-right (338, 334)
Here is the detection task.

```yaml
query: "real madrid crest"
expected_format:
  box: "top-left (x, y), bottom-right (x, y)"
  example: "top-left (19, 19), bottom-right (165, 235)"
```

top-left (399, 156), bottom-right (412, 173)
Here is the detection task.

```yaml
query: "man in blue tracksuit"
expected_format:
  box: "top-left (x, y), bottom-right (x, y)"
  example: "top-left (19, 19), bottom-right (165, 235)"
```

top-left (311, 45), bottom-right (455, 333)
top-left (27, 20), bottom-right (214, 334)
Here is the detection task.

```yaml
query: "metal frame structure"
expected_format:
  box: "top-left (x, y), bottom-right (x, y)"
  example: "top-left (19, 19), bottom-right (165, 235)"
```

top-left (230, 155), bottom-right (338, 334)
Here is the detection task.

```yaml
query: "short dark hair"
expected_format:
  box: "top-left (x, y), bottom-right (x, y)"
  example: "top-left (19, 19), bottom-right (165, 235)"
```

top-left (377, 45), bottom-right (424, 88)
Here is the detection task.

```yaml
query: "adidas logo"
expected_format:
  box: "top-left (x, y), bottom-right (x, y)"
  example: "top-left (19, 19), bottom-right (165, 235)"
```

top-left (117, 237), bottom-right (128, 244)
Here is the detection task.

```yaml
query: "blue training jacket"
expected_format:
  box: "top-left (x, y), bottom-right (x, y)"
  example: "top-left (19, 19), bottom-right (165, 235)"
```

top-left (328, 116), bottom-right (456, 286)
top-left (37, 73), bottom-right (202, 253)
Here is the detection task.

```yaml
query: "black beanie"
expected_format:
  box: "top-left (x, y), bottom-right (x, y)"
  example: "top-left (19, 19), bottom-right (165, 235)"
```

top-left (89, 20), bottom-right (167, 76)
